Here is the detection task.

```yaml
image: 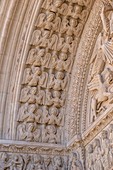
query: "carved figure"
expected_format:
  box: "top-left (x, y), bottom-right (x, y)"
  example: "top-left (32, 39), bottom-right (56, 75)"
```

top-left (47, 70), bottom-right (55, 89)
top-left (48, 34), bottom-right (59, 51)
top-left (0, 152), bottom-right (10, 169)
top-left (39, 30), bottom-right (50, 48)
top-left (32, 154), bottom-right (44, 170)
top-left (53, 72), bottom-right (67, 91)
top-left (52, 156), bottom-right (63, 170)
top-left (69, 152), bottom-right (84, 170)
top-left (56, 52), bottom-right (67, 71)
top-left (30, 30), bottom-right (42, 46)
top-left (51, 0), bottom-right (64, 13)
top-left (43, 125), bottom-right (59, 144)
top-left (44, 156), bottom-right (52, 170)
top-left (20, 87), bottom-right (30, 103)
top-left (26, 48), bottom-right (37, 65)
top-left (59, 3), bottom-right (68, 16)
top-left (60, 17), bottom-right (69, 34)
top-left (33, 49), bottom-right (45, 67)
top-left (53, 91), bottom-right (65, 108)
top-left (42, 106), bottom-right (49, 124)
top-left (49, 51), bottom-right (58, 69)
top-left (93, 139), bottom-right (103, 170)
top-left (28, 87), bottom-right (37, 104)
top-left (72, 4), bottom-right (82, 19)
top-left (101, 130), bottom-right (110, 169)
top-left (17, 103), bottom-right (29, 123)
top-left (41, 50), bottom-right (51, 68)
top-left (52, 14), bottom-right (61, 33)
top-left (42, 0), bottom-right (53, 10)
top-left (29, 67), bottom-right (41, 87)
top-left (22, 68), bottom-right (32, 85)
top-left (61, 36), bottom-right (73, 54)
top-left (10, 154), bottom-right (23, 170)
top-left (45, 11), bottom-right (55, 30)
top-left (39, 70), bottom-right (48, 88)
top-left (36, 13), bottom-right (46, 28)
top-left (67, 18), bottom-right (78, 36)
top-left (45, 89), bottom-right (53, 106)
top-left (86, 144), bottom-right (94, 170)
top-left (36, 87), bottom-right (46, 105)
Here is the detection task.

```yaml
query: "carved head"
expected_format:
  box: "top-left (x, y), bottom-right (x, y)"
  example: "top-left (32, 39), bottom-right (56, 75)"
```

top-left (93, 139), bottom-right (101, 148)
top-left (47, 11), bottom-right (55, 21)
top-left (54, 0), bottom-right (64, 8)
top-left (59, 52), bottom-right (68, 60)
top-left (74, 4), bottom-right (82, 15)
top-left (50, 107), bottom-right (58, 116)
top-left (47, 125), bottom-right (57, 134)
top-left (70, 18), bottom-right (77, 27)
top-left (56, 72), bottom-right (64, 79)
top-left (30, 87), bottom-right (37, 94)
top-left (66, 36), bottom-right (73, 43)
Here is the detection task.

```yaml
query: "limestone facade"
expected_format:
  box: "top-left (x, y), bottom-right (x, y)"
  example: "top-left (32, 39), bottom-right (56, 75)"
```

top-left (1, 0), bottom-right (113, 169)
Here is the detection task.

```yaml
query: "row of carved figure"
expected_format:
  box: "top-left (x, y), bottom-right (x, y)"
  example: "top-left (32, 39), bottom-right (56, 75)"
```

top-left (0, 152), bottom-right (66, 170)
top-left (31, 29), bottom-right (77, 54)
top-left (22, 67), bottom-right (70, 90)
top-left (26, 48), bottom-right (73, 73)
top-left (42, 0), bottom-right (91, 20)
top-left (0, 151), bottom-right (84, 170)
top-left (36, 11), bottom-right (85, 37)
top-left (20, 87), bottom-right (65, 107)
top-left (17, 104), bottom-right (63, 126)
top-left (86, 124), bottom-right (113, 170)
top-left (17, 122), bottom-right (61, 143)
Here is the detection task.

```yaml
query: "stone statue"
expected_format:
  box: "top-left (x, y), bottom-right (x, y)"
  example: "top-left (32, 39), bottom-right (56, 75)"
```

top-left (39, 70), bottom-right (48, 88)
top-left (53, 72), bottom-right (65, 91)
top-left (86, 144), bottom-right (94, 170)
top-left (48, 34), bottom-right (59, 51)
top-left (41, 50), bottom-right (51, 68)
top-left (52, 13), bottom-right (61, 33)
top-left (20, 87), bottom-right (31, 103)
top-left (53, 91), bottom-right (65, 108)
top-left (59, 3), bottom-right (68, 16)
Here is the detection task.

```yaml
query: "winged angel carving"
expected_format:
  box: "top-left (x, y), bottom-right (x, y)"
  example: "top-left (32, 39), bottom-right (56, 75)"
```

top-left (88, 0), bottom-right (113, 123)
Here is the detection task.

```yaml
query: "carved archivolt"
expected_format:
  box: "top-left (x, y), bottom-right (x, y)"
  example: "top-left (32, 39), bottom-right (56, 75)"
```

top-left (15, 0), bottom-right (93, 144)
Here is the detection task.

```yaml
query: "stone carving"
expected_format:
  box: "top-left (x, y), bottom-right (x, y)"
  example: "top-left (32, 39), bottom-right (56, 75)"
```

top-left (88, 3), bottom-right (113, 123)
top-left (17, 0), bottom-right (93, 144)
top-left (86, 124), bottom-right (113, 170)
top-left (69, 152), bottom-right (84, 170)
top-left (0, 152), bottom-right (66, 170)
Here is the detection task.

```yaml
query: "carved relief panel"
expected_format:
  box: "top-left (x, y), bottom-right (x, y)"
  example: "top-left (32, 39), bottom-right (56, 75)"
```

top-left (86, 2), bottom-right (113, 128)
top-left (85, 122), bottom-right (113, 170)
top-left (16, 0), bottom-right (93, 144)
